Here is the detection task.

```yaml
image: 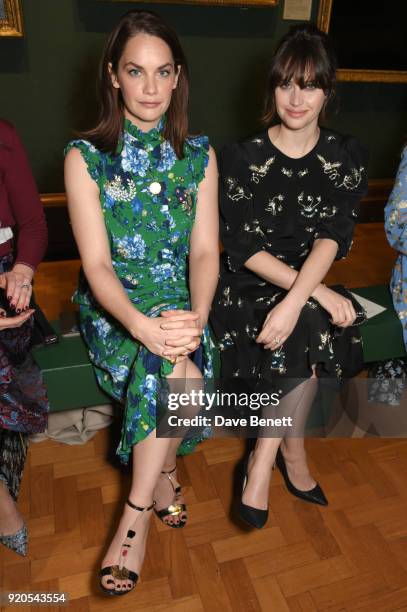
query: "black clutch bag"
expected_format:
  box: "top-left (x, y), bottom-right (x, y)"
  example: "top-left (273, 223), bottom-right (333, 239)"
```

top-left (328, 284), bottom-right (367, 328)
top-left (0, 288), bottom-right (58, 347)
top-left (30, 296), bottom-right (59, 347)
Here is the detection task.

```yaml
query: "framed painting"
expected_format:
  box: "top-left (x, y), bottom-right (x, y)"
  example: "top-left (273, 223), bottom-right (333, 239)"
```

top-left (102, 0), bottom-right (278, 6)
top-left (317, 0), bottom-right (407, 83)
top-left (0, 0), bottom-right (23, 37)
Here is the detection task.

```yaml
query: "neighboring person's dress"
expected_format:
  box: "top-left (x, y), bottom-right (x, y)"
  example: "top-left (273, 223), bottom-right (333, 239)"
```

top-left (66, 119), bottom-right (215, 464)
top-left (211, 128), bottom-right (368, 388)
top-left (0, 119), bottom-right (49, 500)
top-left (369, 146), bottom-right (407, 404)
top-left (385, 146), bottom-right (407, 347)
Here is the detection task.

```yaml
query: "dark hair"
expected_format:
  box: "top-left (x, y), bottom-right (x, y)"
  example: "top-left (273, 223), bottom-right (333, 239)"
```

top-left (82, 10), bottom-right (189, 159)
top-left (261, 23), bottom-right (337, 126)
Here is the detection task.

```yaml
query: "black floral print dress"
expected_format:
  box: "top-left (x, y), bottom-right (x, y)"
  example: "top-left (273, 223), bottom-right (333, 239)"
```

top-left (210, 128), bottom-right (368, 388)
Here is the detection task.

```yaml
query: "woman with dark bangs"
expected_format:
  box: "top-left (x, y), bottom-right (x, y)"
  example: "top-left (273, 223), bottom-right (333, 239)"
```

top-left (211, 24), bottom-right (368, 528)
top-left (65, 10), bottom-right (218, 595)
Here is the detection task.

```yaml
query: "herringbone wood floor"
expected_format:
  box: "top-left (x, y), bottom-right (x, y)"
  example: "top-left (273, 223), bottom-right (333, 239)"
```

top-left (1, 223), bottom-right (407, 611)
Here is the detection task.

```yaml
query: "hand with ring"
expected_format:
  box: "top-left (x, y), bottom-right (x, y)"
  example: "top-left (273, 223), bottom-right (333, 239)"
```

top-left (0, 263), bottom-right (33, 313)
top-left (256, 297), bottom-right (302, 350)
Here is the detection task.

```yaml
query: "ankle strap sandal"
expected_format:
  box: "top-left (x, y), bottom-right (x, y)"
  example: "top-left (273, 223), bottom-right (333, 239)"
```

top-left (99, 499), bottom-right (155, 597)
top-left (154, 466), bottom-right (187, 529)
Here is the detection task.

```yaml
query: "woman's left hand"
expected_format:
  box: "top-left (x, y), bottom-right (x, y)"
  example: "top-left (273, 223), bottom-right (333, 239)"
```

top-left (0, 263), bottom-right (34, 313)
top-left (256, 297), bottom-right (302, 350)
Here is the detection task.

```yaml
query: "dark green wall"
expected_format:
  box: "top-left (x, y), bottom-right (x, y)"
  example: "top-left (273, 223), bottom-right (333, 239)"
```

top-left (0, 0), bottom-right (406, 193)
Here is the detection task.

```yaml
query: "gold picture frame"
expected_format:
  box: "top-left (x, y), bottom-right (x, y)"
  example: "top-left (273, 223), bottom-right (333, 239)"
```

top-left (317, 0), bottom-right (407, 83)
top-left (102, 0), bottom-right (278, 6)
top-left (0, 0), bottom-right (23, 37)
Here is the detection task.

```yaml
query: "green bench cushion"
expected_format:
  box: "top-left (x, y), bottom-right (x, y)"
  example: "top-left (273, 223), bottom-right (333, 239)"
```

top-left (353, 285), bottom-right (406, 363)
top-left (33, 323), bottom-right (110, 412)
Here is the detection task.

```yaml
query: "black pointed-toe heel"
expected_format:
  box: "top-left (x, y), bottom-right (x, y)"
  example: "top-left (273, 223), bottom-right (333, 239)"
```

top-left (275, 449), bottom-right (328, 506)
top-left (239, 454), bottom-right (269, 529)
top-left (99, 499), bottom-right (155, 596)
top-left (154, 466), bottom-right (187, 528)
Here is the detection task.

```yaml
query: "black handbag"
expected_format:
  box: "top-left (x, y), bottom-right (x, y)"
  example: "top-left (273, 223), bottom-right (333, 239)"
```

top-left (0, 288), bottom-right (58, 347)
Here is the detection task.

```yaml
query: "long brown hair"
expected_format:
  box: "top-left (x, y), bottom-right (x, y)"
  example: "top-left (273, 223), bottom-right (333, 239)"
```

top-left (82, 10), bottom-right (189, 159)
top-left (261, 24), bottom-right (337, 127)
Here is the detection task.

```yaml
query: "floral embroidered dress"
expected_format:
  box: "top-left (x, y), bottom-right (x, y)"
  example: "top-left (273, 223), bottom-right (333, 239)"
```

top-left (65, 119), bottom-right (214, 463)
top-left (384, 146), bottom-right (407, 348)
top-left (211, 128), bottom-right (368, 387)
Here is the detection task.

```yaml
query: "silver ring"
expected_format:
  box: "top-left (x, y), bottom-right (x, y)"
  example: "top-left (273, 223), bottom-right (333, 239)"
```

top-left (21, 284), bottom-right (31, 289)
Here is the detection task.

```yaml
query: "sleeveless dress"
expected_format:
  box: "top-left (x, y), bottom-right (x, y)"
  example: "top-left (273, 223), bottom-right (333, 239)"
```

top-left (211, 128), bottom-right (368, 391)
top-left (65, 119), bottom-right (214, 464)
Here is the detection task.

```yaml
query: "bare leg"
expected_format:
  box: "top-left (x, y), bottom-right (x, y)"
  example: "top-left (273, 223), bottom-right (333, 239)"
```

top-left (280, 370), bottom-right (318, 491)
top-left (242, 372), bottom-right (318, 510)
top-left (153, 357), bottom-right (203, 526)
top-left (100, 358), bottom-right (188, 593)
top-left (0, 480), bottom-right (24, 536)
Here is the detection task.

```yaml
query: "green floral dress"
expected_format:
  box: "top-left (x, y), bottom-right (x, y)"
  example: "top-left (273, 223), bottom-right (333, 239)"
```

top-left (65, 118), bottom-right (214, 463)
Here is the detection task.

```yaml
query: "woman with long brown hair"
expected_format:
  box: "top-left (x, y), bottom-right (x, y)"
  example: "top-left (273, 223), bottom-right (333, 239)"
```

top-left (64, 10), bottom-right (218, 595)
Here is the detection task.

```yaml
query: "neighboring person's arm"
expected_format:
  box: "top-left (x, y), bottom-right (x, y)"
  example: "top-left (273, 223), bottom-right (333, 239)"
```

top-left (1, 124), bottom-right (48, 312)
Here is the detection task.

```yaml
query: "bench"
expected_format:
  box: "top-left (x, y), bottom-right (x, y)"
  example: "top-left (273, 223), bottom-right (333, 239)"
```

top-left (32, 284), bottom-right (406, 413)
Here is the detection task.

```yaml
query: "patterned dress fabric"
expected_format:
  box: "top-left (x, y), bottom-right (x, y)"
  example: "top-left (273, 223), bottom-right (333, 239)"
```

top-left (210, 128), bottom-right (368, 389)
top-left (0, 253), bottom-right (49, 500)
top-left (0, 254), bottom-right (49, 434)
top-left (65, 119), bottom-right (214, 464)
top-left (384, 146), bottom-right (407, 348)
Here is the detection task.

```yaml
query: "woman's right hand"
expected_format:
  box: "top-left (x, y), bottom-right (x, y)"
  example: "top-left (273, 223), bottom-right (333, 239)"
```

top-left (312, 284), bottom-right (356, 327)
top-left (0, 308), bottom-right (34, 329)
top-left (134, 314), bottom-right (203, 360)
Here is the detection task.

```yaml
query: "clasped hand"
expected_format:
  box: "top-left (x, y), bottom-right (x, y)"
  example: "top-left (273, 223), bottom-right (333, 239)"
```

top-left (136, 309), bottom-right (203, 363)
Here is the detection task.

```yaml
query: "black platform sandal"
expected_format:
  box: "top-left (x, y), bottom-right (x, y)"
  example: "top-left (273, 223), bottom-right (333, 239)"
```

top-left (99, 499), bottom-right (155, 596)
top-left (154, 466), bottom-right (187, 528)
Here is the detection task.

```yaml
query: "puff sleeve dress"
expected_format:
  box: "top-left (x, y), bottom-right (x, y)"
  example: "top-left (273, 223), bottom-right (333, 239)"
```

top-left (210, 128), bottom-right (368, 386)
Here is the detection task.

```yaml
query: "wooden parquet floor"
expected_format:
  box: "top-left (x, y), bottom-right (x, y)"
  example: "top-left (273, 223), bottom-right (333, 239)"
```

top-left (1, 435), bottom-right (407, 611)
top-left (1, 222), bottom-right (406, 611)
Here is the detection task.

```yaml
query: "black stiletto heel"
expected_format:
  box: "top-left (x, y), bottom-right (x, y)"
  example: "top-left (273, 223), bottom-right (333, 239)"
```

top-left (276, 448), bottom-right (328, 506)
top-left (239, 454), bottom-right (269, 529)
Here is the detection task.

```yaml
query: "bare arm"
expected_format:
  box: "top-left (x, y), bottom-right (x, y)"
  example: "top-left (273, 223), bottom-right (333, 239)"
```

top-left (189, 146), bottom-right (219, 327)
top-left (247, 239), bottom-right (356, 348)
top-left (245, 237), bottom-right (337, 304)
top-left (65, 148), bottom-right (145, 335)
top-left (160, 147), bottom-right (219, 355)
